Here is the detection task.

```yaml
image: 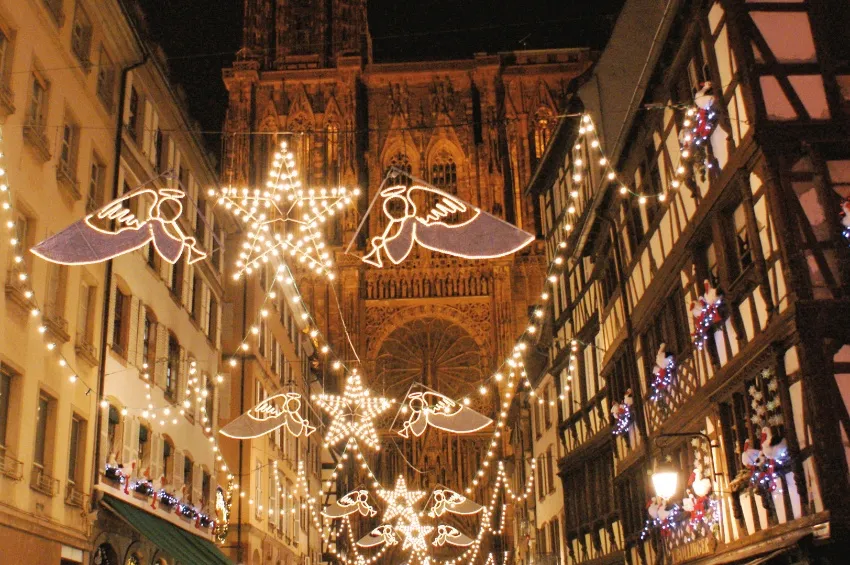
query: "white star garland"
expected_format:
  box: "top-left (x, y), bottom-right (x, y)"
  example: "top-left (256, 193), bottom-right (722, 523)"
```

top-left (312, 370), bottom-right (394, 450)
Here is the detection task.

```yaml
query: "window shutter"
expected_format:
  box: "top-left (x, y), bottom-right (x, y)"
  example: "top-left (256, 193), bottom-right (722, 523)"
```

top-left (122, 72), bottom-right (134, 124)
top-left (149, 112), bottom-right (159, 165)
top-left (173, 451), bottom-right (184, 493)
top-left (155, 324), bottom-right (168, 385)
top-left (142, 100), bottom-right (153, 157)
top-left (127, 418), bottom-right (140, 468)
top-left (183, 263), bottom-right (193, 309)
top-left (192, 462), bottom-right (202, 507)
top-left (150, 432), bottom-right (162, 481)
top-left (135, 302), bottom-right (146, 368)
top-left (167, 140), bottom-right (176, 187)
top-left (121, 416), bottom-right (133, 465)
top-left (107, 278), bottom-right (117, 347)
top-left (127, 296), bottom-right (140, 365)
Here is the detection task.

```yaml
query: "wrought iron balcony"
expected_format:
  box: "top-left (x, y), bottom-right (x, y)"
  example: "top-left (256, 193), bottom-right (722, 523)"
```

top-left (65, 482), bottom-right (86, 508)
top-left (30, 464), bottom-right (59, 497)
top-left (0, 450), bottom-right (23, 480)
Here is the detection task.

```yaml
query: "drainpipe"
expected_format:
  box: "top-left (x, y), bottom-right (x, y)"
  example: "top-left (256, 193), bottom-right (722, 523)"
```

top-left (91, 48), bottom-right (149, 505)
top-left (237, 279), bottom-right (247, 564)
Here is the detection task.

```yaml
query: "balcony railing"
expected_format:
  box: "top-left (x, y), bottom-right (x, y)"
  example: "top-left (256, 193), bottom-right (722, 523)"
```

top-left (44, 309), bottom-right (70, 343)
top-left (65, 482), bottom-right (86, 508)
top-left (75, 334), bottom-right (99, 366)
top-left (532, 554), bottom-right (562, 565)
top-left (30, 464), bottom-right (59, 497)
top-left (56, 161), bottom-right (82, 201)
top-left (0, 450), bottom-right (23, 480)
top-left (23, 120), bottom-right (51, 162)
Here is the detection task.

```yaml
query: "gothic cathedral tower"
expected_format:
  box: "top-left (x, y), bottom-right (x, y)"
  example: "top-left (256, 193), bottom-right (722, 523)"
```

top-left (223, 0), bottom-right (592, 536)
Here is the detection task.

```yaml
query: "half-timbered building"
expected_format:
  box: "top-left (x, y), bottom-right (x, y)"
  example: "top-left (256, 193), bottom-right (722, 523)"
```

top-left (527, 0), bottom-right (850, 563)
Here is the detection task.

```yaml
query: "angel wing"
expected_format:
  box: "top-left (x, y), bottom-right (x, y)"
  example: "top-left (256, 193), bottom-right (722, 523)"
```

top-left (431, 488), bottom-right (484, 517)
top-left (404, 185), bottom-right (534, 260)
top-left (86, 188), bottom-right (160, 233)
top-left (406, 185), bottom-right (470, 225)
top-left (418, 391), bottom-right (493, 435)
top-left (321, 490), bottom-right (376, 519)
top-left (356, 525), bottom-right (398, 548)
top-left (433, 525), bottom-right (474, 547)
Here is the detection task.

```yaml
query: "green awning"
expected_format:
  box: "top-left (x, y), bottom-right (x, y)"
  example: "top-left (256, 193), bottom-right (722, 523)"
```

top-left (102, 494), bottom-right (233, 565)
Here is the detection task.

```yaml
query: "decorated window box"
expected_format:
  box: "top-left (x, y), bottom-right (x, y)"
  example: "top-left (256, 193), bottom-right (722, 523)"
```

top-left (690, 280), bottom-right (725, 351)
top-left (131, 480), bottom-right (154, 499)
top-left (611, 389), bottom-right (634, 436)
top-left (197, 513), bottom-right (214, 529)
top-left (178, 503), bottom-right (198, 521)
top-left (156, 490), bottom-right (179, 511)
top-left (103, 465), bottom-right (124, 484)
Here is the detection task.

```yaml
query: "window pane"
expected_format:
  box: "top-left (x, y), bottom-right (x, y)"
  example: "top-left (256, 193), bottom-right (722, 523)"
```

top-left (34, 396), bottom-right (49, 465)
top-left (0, 370), bottom-right (10, 449)
top-left (68, 417), bottom-right (80, 481)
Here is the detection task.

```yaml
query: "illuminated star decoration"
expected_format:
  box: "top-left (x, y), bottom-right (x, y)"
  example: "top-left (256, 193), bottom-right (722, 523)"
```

top-left (397, 515), bottom-right (434, 555)
top-left (214, 138), bottom-right (360, 281)
top-left (377, 475), bottom-right (426, 522)
top-left (312, 370), bottom-right (394, 450)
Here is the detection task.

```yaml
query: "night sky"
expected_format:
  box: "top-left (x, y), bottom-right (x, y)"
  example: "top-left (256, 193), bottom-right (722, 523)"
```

top-left (136, 0), bottom-right (624, 154)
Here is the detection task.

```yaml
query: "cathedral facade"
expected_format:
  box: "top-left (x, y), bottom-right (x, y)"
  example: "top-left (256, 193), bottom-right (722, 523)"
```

top-left (223, 0), bottom-right (592, 504)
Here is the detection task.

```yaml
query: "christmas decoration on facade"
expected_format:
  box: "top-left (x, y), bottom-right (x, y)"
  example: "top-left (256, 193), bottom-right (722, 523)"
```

top-left (678, 82), bottom-right (721, 180)
top-left (730, 368), bottom-right (790, 496)
top-left (356, 525), bottom-right (399, 548)
top-left (312, 370), bottom-right (394, 450)
top-left (361, 183), bottom-right (534, 268)
top-left (839, 198), bottom-right (850, 243)
top-left (219, 392), bottom-right (316, 439)
top-left (611, 388), bottom-right (634, 436)
top-left (397, 390), bottom-right (493, 438)
top-left (32, 187), bottom-right (206, 266)
top-left (649, 344), bottom-right (677, 404)
top-left (690, 280), bottom-right (724, 350)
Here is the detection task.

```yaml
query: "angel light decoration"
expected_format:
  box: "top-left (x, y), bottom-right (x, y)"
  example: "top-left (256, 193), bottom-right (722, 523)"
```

top-left (219, 392), bottom-right (315, 439)
top-left (32, 187), bottom-right (206, 265)
top-left (362, 184), bottom-right (534, 268)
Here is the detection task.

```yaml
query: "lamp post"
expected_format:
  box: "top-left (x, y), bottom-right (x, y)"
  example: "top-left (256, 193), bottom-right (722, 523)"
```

top-left (650, 432), bottom-right (718, 499)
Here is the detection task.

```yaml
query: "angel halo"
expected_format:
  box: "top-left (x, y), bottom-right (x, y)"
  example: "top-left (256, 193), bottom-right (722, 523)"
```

top-left (362, 184), bottom-right (534, 268)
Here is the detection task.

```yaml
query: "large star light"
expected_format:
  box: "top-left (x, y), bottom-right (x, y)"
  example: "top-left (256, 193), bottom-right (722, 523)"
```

top-left (214, 138), bottom-right (359, 281)
top-left (312, 371), bottom-right (393, 450)
top-left (377, 475), bottom-right (426, 522)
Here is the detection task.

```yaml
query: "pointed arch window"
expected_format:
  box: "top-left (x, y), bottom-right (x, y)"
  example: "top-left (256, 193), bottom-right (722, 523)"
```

top-left (534, 108), bottom-right (554, 158)
top-left (326, 122), bottom-right (339, 181)
top-left (385, 152), bottom-right (412, 185)
top-left (430, 150), bottom-right (457, 194)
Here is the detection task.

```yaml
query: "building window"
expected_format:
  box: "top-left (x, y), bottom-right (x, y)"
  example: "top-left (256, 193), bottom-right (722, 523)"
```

top-left (88, 154), bottom-right (106, 212)
top-left (326, 122), bottom-right (339, 178)
top-left (170, 258), bottom-right (184, 299)
top-left (142, 310), bottom-right (156, 372)
top-left (203, 377), bottom-right (214, 427)
top-left (34, 393), bottom-right (52, 468)
top-left (191, 275), bottom-right (202, 320)
top-left (0, 368), bottom-right (12, 455)
top-left (166, 334), bottom-right (179, 399)
top-left (731, 202), bottom-right (753, 274)
top-left (212, 227), bottom-right (223, 270)
top-left (67, 415), bottom-right (83, 484)
top-left (106, 405), bottom-right (120, 462)
top-left (208, 297), bottom-right (218, 343)
top-left (0, 27), bottom-right (12, 88)
top-left (96, 47), bottom-right (114, 108)
top-left (202, 470), bottom-right (211, 507)
top-left (543, 387), bottom-right (552, 429)
top-left (534, 109), bottom-right (553, 158)
top-left (546, 447), bottom-right (555, 493)
top-left (76, 282), bottom-right (95, 343)
top-left (70, 5), bottom-right (92, 64)
top-left (137, 425), bottom-right (150, 469)
top-left (163, 438), bottom-right (173, 485)
top-left (183, 456), bottom-right (193, 500)
top-left (195, 198), bottom-right (207, 245)
top-left (28, 72), bottom-right (48, 128)
top-left (126, 87), bottom-right (139, 140)
top-left (59, 114), bottom-right (79, 175)
top-left (45, 262), bottom-right (67, 320)
top-left (112, 289), bottom-right (129, 356)
top-left (430, 151), bottom-right (457, 194)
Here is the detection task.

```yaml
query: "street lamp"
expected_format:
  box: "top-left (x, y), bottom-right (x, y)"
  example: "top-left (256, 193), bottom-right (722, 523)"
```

top-left (651, 461), bottom-right (679, 500)
top-left (651, 432), bottom-right (716, 499)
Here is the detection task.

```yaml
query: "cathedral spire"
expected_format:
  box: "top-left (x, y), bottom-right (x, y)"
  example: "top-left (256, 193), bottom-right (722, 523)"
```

top-left (242, 0), bottom-right (371, 69)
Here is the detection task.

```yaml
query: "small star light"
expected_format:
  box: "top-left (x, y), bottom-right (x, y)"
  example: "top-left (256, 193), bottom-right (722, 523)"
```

top-left (377, 475), bottom-right (426, 522)
top-left (396, 515), bottom-right (434, 555)
top-left (312, 370), bottom-right (393, 450)
top-left (215, 138), bottom-right (359, 280)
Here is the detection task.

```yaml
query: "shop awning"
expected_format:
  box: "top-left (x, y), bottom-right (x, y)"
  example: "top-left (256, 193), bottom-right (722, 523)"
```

top-left (102, 495), bottom-right (232, 565)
